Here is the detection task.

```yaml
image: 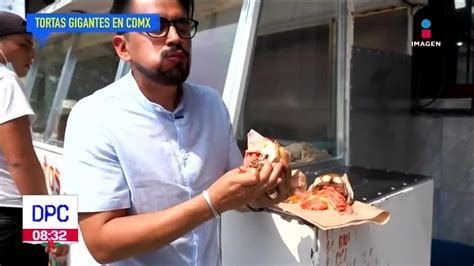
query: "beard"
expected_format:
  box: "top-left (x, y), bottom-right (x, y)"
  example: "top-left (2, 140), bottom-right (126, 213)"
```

top-left (134, 45), bottom-right (190, 86)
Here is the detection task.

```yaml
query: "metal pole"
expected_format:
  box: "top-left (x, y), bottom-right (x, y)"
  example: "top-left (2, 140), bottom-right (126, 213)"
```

top-left (343, 0), bottom-right (353, 165)
top-left (221, 0), bottom-right (262, 131)
top-left (466, 0), bottom-right (472, 83)
top-left (114, 59), bottom-right (131, 81)
top-left (25, 50), bottom-right (41, 99)
top-left (44, 33), bottom-right (80, 140)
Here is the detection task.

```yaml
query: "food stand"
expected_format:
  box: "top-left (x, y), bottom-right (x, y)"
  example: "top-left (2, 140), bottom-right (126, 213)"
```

top-left (26, 0), bottom-right (433, 265)
top-left (222, 166), bottom-right (433, 265)
top-left (222, 0), bottom-right (432, 265)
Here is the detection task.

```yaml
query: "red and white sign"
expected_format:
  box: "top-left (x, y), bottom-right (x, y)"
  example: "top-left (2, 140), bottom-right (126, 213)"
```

top-left (34, 144), bottom-right (63, 195)
top-left (22, 195), bottom-right (78, 248)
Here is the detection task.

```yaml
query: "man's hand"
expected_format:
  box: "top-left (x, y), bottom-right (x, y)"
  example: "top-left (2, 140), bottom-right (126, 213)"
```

top-left (206, 167), bottom-right (260, 213)
top-left (247, 158), bottom-right (292, 209)
top-left (207, 158), bottom-right (291, 213)
top-left (46, 244), bottom-right (70, 261)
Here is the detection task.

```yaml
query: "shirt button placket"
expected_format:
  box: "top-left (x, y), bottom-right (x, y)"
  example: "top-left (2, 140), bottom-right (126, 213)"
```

top-left (174, 121), bottom-right (198, 266)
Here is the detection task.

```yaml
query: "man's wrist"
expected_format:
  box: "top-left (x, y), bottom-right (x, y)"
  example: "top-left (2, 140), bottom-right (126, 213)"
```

top-left (246, 203), bottom-right (264, 212)
top-left (202, 190), bottom-right (221, 219)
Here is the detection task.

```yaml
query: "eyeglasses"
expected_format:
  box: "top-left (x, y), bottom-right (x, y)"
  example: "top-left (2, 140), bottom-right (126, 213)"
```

top-left (146, 17), bottom-right (199, 39)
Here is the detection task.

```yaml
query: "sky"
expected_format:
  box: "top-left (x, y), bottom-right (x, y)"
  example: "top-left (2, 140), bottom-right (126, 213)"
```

top-left (0, 0), bottom-right (25, 19)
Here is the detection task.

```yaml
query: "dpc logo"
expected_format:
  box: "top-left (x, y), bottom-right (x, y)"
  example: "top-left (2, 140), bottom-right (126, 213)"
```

top-left (23, 195), bottom-right (78, 249)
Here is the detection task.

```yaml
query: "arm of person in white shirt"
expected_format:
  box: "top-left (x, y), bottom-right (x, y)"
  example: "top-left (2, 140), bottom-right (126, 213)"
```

top-left (0, 115), bottom-right (48, 195)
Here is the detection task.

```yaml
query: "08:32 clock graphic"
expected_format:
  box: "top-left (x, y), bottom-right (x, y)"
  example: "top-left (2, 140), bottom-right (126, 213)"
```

top-left (22, 195), bottom-right (78, 248)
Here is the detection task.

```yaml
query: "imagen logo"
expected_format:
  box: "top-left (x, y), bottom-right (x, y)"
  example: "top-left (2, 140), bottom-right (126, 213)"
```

top-left (411, 19), bottom-right (442, 47)
top-left (421, 19), bottom-right (431, 39)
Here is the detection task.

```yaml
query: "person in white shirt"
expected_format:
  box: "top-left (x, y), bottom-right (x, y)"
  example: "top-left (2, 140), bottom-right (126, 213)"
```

top-left (0, 11), bottom-right (68, 264)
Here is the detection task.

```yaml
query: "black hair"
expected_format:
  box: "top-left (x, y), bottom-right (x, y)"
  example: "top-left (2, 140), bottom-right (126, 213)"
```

top-left (110, 0), bottom-right (194, 18)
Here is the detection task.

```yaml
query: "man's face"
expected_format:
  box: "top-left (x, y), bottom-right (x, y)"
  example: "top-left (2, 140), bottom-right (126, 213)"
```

top-left (0, 34), bottom-right (35, 77)
top-left (125, 0), bottom-right (192, 86)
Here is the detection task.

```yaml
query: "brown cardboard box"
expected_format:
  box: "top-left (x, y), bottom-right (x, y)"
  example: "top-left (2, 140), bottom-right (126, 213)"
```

top-left (273, 201), bottom-right (390, 230)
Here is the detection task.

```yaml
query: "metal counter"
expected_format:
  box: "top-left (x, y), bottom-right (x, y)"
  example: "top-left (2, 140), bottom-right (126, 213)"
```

top-left (300, 165), bottom-right (431, 203)
top-left (222, 166), bottom-right (434, 266)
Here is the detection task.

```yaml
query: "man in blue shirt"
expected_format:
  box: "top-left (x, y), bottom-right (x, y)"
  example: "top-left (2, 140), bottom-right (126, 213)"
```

top-left (62, 0), bottom-right (291, 265)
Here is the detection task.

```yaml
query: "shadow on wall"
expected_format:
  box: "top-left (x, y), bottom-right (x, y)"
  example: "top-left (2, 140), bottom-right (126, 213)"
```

top-left (221, 211), bottom-right (315, 265)
top-left (431, 239), bottom-right (474, 266)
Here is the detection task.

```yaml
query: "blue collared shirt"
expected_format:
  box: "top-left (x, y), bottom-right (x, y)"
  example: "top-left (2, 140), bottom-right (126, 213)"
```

top-left (62, 72), bottom-right (243, 266)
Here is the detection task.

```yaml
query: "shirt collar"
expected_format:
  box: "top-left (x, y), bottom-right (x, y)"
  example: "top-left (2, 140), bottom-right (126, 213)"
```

top-left (125, 71), bottom-right (186, 116)
top-left (0, 63), bottom-right (15, 75)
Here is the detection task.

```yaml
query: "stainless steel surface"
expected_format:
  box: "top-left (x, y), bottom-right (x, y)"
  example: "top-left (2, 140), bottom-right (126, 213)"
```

top-left (354, 9), bottom-right (409, 55)
top-left (222, 211), bottom-right (317, 265)
top-left (222, 178), bottom-right (434, 266)
top-left (300, 165), bottom-right (431, 203)
top-left (349, 47), bottom-right (413, 172)
top-left (348, 39), bottom-right (474, 247)
top-left (265, 165), bottom-right (431, 222)
top-left (255, 2), bottom-right (337, 36)
top-left (353, 0), bottom-right (427, 13)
